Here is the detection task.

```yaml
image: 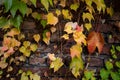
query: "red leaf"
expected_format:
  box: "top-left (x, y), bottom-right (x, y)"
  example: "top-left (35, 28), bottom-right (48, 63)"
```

top-left (87, 31), bottom-right (104, 54)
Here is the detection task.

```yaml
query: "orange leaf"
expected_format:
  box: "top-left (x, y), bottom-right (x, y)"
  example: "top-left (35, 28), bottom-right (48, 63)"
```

top-left (87, 31), bottom-right (104, 54)
top-left (70, 44), bottom-right (82, 58)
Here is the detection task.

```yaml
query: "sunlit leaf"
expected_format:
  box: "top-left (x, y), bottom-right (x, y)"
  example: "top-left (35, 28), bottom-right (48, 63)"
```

top-left (87, 31), bottom-right (104, 54)
top-left (86, 6), bottom-right (95, 14)
top-left (105, 61), bottom-right (113, 70)
top-left (41, 0), bottom-right (49, 11)
top-left (6, 28), bottom-right (20, 36)
top-left (62, 9), bottom-right (72, 20)
top-left (30, 0), bottom-right (37, 7)
top-left (64, 22), bottom-right (74, 34)
top-left (70, 3), bottom-right (79, 11)
top-left (47, 13), bottom-right (58, 26)
top-left (62, 34), bottom-right (69, 40)
top-left (30, 44), bottom-right (38, 52)
top-left (47, 53), bottom-right (56, 61)
top-left (85, 0), bottom-right (92, 6)
top-left (82, 12), bottom-right (94, 22)
top-left (23, 41), bottom-right (31, 48)
top-left (70, 44), bottom-right (82, 58)
top-left (84, 23), bottom-right (92, 31)
top-left (33, 34), bottom-right (40, 43)
top-left (107, 6), bottom-right (114, 17)
top-left (50, 57), bottom-right (64, 72)
top-left (7, 66), bottom-right (13, 72)
top-left (70, 57), bottom-right (84, 78)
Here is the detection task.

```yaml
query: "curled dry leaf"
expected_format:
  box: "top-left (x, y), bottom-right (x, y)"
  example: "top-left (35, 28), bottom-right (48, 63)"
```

top-left (87, 31), bottom-right (104, 54)
top-left (50, 27), bottom-right (56, 33)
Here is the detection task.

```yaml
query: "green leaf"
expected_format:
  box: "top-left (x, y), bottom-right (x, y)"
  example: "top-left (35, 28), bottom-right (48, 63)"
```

top-left (48, 0), bottom-right (53, 6)
top-left (116, 46), bottom-right (120, 52)
top-left (70, 57), bottom-right (84, 78)
top-left (41, 20), bottom-right (47, 28)
top-left (10, 0), bottom-right (19, 17)
top-left (84, 70), bottom-right (94, 80)
top-left (30, 0), bottom-right (37, 7)
top-left (19, 1), bottom-right (27, 17)
top-left (11, 15), bottom-right (23, 29)
top-left (41, 0), bottom-right (49, 11)
top-left (84, 23), bottom-right (92, 31)
top-left (70, 3), bottom-right (79, 11)
top-left (115, 61), bottom-right (120, 68)
top-left (0, 17), bottom-right (8, 28)
top-left (4, 0), bottom-right (13, 12)
top-left (32, 12), bottom-right (41, 20)
top-left (100, 68), bottom-right (109, 80)
top-left (111, 72), bottom-right (120, 80)
top-left (105, 61), bottom-right (113, 70)
top-left (21, 72), bottom-right (29, 80)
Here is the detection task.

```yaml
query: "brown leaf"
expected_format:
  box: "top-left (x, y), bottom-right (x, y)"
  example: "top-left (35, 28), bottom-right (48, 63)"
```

top-left (87, 31), bottom-right (104, 54)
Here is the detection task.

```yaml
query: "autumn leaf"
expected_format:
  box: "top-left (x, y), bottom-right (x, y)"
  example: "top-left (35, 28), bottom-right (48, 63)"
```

top-left (30, 44), bottom-right (38, 52)
top-left (107, 6), bottom-right (114, 17)
top-left (19, 46), bottom-right (31, 57)
top-left (32, 12), bottom-right (41, 20)
top-left (62, 9), bottom-right (72, 20)
top-left (50, 57), bottom-right (64, 72)
top-left (43, 30), bottom-right (51, 45)
top-left (0, 61), bottom-right (8, 69)
top-left (70, 44), bottom-right (82, 58)
top-left (70, 57), bottom-right (84, 78)
top-left (55, 9), bottom-right (61, 16)
top-left (4, 47), bottom-right (14, 58)
top-left (61, 34), bottom-right (69, 40)
top-left (26, 8), bottom-right (32, 16)
top-left (50, 27), bottom-right (56, 33)
top-left (84, 23), bottom-right (92, 31)
top-left (23, 41), bottom-right (31, 48)
top-left (87, 31), bottom-right (104, 54)
top-left (6, 28), bottom-right (20, 37)
top-left (70, 3), bottom-right (79, 11)
top-left (59, 0), bottom-right (66, 7)
top-left (33, 34), bottom-right (40, 43)
top-left (47, 53), bottom-right (56, 61)
top-left (47, 13), bottom-right (58, 26)
top-left (73, 30), bottom-right (86, 45)
top-left (82, 12), bottom-right (94, 22)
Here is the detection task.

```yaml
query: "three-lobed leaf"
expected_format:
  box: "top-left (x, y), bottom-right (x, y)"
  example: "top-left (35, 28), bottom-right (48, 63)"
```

top-left (87, 31), bottom-right (104, 54)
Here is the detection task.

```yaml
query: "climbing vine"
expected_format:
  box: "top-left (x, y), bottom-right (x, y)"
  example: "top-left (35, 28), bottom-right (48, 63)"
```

top-left (0, 0), bottom-right (115, 79)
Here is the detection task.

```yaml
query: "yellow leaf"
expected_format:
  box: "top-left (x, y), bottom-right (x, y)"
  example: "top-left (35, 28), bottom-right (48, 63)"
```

top-left (86, 6), bottom-right (95, 13)
top-left (43, 30), bottom-right (51, 45)
top-left (61, 34), bottom-right (69, 40)
top-left (55, 9), bottom-right (61, 16)
top-left (0, 61), bottom-right (8, 69)
top-left (23, 41), bottom-right (31, 48)
top-left (84, 23), bottom-right (92, 31)
top-left (70, 3), bottom-right (79, 11)
top-left (30, 44), bottom-right (38, 52)
top-left (64, 22), bottom-right (74, 34)
top-left (32, 73), bottom-right (41, 80)
top-left (47, 13), bottom-right (58, 26)
top-left (70, 44), bottom-right (82, 58)
top-left (85, 0), bottom-right (92, 6)
top-left (19, 46), bottom-right (31, 57)
top-left (26, 8), bottom-right (32, 16)
top-left (50, 57), bottom-right (64, 72)
top-left (107, 6), bottom-right (114, 17)
top-left (47, 53), bottom-right (56, 61)
top-left (7, 28), bottom-right (20, 36)
top-left (33, 34), bottom-right (40, 43)
top-left (82, 13), bottom-right (94, 22)
top-left (62, 9), bottom-right (72, 20)
top-left (73, 31), bottom-right (86, 45)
